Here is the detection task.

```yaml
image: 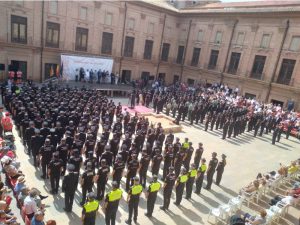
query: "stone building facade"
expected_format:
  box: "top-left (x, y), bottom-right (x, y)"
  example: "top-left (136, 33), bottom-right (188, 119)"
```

top-left (0, 1), bottom-right (300, 109)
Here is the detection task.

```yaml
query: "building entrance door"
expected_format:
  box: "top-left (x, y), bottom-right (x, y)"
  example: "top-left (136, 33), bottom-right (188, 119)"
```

top-left (11, 60), bottom-right (27, 80)
top-left (121, 70), bottom-right (131, 84)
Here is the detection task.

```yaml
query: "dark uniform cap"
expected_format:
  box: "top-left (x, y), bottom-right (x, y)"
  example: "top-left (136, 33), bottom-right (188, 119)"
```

top-left (152, 175), bottom-right (158, 181)
top-left (134, 176), bottom-right (139, 182)
top-left (86, 162), bottom-right (92, 168)
top-left (112, 181), bottom-right (118, 188)
top-left (87, 192), bottom-right (96, 199)
top-left (67, 164), bottom-right (75, 171)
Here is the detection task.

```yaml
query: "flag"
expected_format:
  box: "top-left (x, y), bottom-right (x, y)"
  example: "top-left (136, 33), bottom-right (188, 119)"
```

top-left (56, 64), bottom-right (60, 77)
top-left (50, 65), bottom-right (54, 77)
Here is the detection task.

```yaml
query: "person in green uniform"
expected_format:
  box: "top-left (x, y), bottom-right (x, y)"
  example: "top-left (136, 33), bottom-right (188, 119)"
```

top-left (104, 181), bottom-right (123, 225)
top-left (81, 192), bottom-right (99, 225)
top-left (145, 175), bottom-right (161, 217)
top-left (174, 167), bottom-right (188, 205)
top-left (186, 163), bottom-right (197, 200)
top-left (126, 176), bottom-right (143, 224)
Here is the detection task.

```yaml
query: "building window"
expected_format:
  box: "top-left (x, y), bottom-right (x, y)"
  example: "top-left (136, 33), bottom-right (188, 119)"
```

top-left (227, 52), bottom-right (241, 74)
top-left (101, 32), bottom-right (113, 55)
top-left (176, 46), bottom-right (185, 64)
top-left (191, 48), bottom-right (201, 66)
top-left (105, 13), bottom-right (112, 26)
top-left (49, 0), bottom-right (58, 15)
top-left (124, 36), bottom-right (134, 57)
top-left (161, 43), bottom-right (170, 61)
top-left (75, 27), bottom-right (88, 51)
top-left (277, 59), bottom-right (296, 85)
top-left (144, 40), bottom-right (153, 60)
top-left (11, 15), bottom-right (27, 44)
top-left (197, 30), bottom-right (204, 42)
top-left (46, 22), bottom-right (60, 48)
top-left (127, 18), bottom-right (135, 30)
top-left (148, 22), bottom-right (154, 34)
top-left (80, 7), bottom-right (87, 20)
top-left (251, 55), bottom-right (266, 79)
top-left (236, 32), bottom-right (245, 45)
top-left (260, 34), bottom-right (271, 48)
top-left (289, 36), bottom-right (300, 52)
top-left (208, 50), bottom-right (219, 69)
top-left (215, 31), bottom-right (222, 44)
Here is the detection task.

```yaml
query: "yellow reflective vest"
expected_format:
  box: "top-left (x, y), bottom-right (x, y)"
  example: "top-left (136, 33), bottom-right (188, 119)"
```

top-left (84, 200), bottom-right (99, 213)
top-left (131, 184), bottom-right (143, 195)
top-left (108, 189), bottom-right (123, 202)
top-left (179, 174), bottom-right (188, 183)
top-left (149, 182), bottom-right (161, 192)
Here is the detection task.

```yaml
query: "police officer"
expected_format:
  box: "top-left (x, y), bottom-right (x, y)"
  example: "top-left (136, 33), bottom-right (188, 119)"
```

top-left (48, 152), bottom-right (63, 194)
top-left (96, 159), bottom-right (110, 200)
top-left (186, 163), bottom-right (197, 200)
top-left (62, 164), bottom-right (79, 212)
top-left (194, 158), bottom-right (207, 194)
top-left (174, 167), bottom-right (188, 206)
top-left (145, 175), bottom-right (161, 217)
top-left (82, 192), bottom-right (99, 225)
top-left (126, 176), bottom-right (143, 224)
top-left (112, 154), bottom-right (125, 187)
top-left (39, 138), bottom-right (55, 179)
top-left (205, 152), bottom-right (218, 190)
top-left (104, 181), bottom-right (123, 225)
top-left (162, 145), bottom-right (174, 181)
top-left (57, 138), bottom-right (69, 175)
top-left (216, 154), bottom-right (227, 186)
top-left (194, 143), bottom-right (204, 169)
top-left (139, 149), bottom-right (151, 188)
top-left (160, 166), bottom-right (176, 211)
top-left (30, 129), bottom-right (44, 167)
top-left (126, 153), bottom-right (139, 192)
top-left (151, 149), bottom-right (163, 176)
top-left (80, 162), bottom-right (95, 206)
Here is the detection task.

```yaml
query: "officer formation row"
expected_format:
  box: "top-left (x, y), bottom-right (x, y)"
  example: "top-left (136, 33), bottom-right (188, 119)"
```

top-left (2, 84), bottom-right (227, 225)
top-left (151, 83), bottom-right (299, 143)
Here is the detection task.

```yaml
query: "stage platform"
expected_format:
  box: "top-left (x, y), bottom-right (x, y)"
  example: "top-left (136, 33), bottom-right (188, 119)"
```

top-left (122, 105), bottom-right (182, 133)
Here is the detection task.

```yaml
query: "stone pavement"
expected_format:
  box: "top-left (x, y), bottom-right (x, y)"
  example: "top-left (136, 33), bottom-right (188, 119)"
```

top-left (10, 98), bottom-right (300, 225)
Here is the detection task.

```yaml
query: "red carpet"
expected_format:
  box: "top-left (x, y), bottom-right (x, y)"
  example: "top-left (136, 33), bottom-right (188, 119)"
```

top-left (122, 105), bottom-right (153, 115)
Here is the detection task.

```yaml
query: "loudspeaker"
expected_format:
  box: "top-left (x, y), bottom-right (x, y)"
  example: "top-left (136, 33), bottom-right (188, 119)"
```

top-left (0, 64), bottom-right (4, 71)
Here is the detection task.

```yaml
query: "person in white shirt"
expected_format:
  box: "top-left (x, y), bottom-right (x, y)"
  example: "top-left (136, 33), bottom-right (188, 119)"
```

top-left (24, 190), bottom-right (38, 219)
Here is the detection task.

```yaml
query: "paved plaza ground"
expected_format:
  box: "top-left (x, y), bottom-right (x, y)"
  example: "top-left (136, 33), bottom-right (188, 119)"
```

top-left (8, 97), bottom-right (300, 225)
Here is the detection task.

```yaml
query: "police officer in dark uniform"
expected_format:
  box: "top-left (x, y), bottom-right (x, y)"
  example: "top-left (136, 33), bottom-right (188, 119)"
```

top-left (222, 119), bottom-right (229, 140)
top-left (195, 158), bottom-right (207, 194)
top-left (80, 162), bottom-right (95, 205)
top-left (104, 181), bottom-right (123, 225)
top-left (186, 163), bottom-right (197, 200)
top-left (216, 154), bottom-right (227, 186)
top-left (30, 129), bottom-right (44, 167)
top-left (126, 176), bottom-right (143, 224)
top-left (160, 166), bottom-right (176, 211)
top-left (39, 138), bottom-right (55, 179)
top-left (48, 151), bottom-right (63, 194)
top-left (112, 154), bottom-right (125, 187)
top-left (205, 152), bottom-right (218, 190)
top-left (174, 167), bottom-right (188, 205)
top-left (162, 145), bottom-right (174, 180)
top-left (145, 175), bottom-right (161, 217)
top-left (151, 149), bottom-right (163, 176)
top-left (194, 143), bottom-right (204, 169)
top-left (272, 124), bottom-right (280, 145)
top-left (96, 159), bottom-right (110, 200)
top-left (82, 192), bottom-right (99, 225)
top-left (62, 164), bottom-right (79, 212)
top-left (25, 121), bottom-right (35, 154)
top-left (126, 154), bottom-right (139, 192)
top-left (57, 138), bottom-right (69, 175)
top-left (139, 149), bottom-right (151, 188)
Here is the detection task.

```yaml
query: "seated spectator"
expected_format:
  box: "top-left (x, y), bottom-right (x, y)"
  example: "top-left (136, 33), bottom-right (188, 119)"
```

top-left (0, 191), bottom-right (12, 208)
top-left (14, 176), bottom-right (25, 195)
top-left (0, 210), bottom-right (17, 224)
top-left (31, 211), bottom-right (45, 225)
top-left (230, 209), bottom-right (267, 225)
top-left (244, 209), bottom-right (267, 225)
top-left (239, 180), bottom-right (260, 195)
top-left (24, 190), bottom-right (45, 219)
top-left (269, 193), bottom-right (300, 206)
top-left (288, 161), bottom-right (298, 174)
top-left (1, 156), bottom-right (22, 179)
top-left (18, 187), bottom-right (29, 206)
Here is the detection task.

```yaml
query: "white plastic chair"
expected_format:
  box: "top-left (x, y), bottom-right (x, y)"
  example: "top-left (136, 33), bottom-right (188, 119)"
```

top-left (229, 195), bottom-right (244, 212)
top-left (220, 204), bottom-right (234, 221)
top-left (208, 206), bottom-right (224, 224)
